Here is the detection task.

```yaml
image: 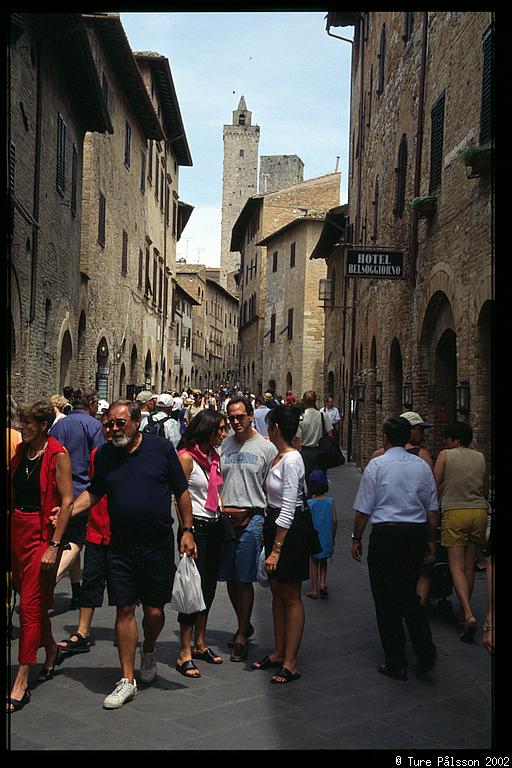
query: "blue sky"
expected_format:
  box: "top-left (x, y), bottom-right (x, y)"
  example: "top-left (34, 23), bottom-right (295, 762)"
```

top-left (121, 11), bottom-right (353, 266)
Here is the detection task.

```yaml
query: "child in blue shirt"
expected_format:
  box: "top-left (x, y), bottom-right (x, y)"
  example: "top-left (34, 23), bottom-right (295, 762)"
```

top-left (306, 469), bottom-right (337, 599)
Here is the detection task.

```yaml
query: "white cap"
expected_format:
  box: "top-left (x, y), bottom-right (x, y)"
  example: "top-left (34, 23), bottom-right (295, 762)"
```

top-left (173, 397), bottom-right (183, 410)
top-left (97, 399), bottom-right (109, 413)
top-left (156, 393), bottom-right (174, 408)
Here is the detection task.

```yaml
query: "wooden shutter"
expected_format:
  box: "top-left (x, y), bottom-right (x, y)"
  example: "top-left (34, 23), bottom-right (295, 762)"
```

top-left (57, 113), bottom-right (66, 194)
top-left (98, 192), bottom-right (106, 247)
top-left (429, 93), bottom-right (445, 193)
top-left (480, 26), bottom-right (494, 145)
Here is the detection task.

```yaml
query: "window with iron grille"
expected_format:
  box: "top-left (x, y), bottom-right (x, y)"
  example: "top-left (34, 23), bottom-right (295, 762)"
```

top-left (290, 242), bottom-right (296, 268)
top-left (272, 250), bottom-right (278, 272)
top-left (71, 144), bottom-right (78, 218)
top-left (270, 313), bottom-right (276, 343)
top-left (124, 122), bottom-right (131, 169)
top-left (377, 24), bottom-right (386, 95)
top-left (98, 192), bottom-right (106, 247)
top-left (140, 150), bottom-right (146, 194)
top-left (429, 93), bottom-right (445, 193)
top-left (138, 248), bottom-right (143, 288)
top-left (287, 308), bottom-right (293, 340)
top-left (403, 12), bottom-right (414, 42)
top-left (480, 25), bottom-right (494, 145)
top-left (121, 230), bottom-right (128, 275)
top-left (395, 135), bottom-right (407, 218)
top-left (56, 113), bottom-right (66, 195)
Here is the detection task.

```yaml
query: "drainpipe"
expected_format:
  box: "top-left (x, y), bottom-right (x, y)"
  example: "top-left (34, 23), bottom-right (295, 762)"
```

top-left (30, 38), bottom-right (44, 323)
top-left (409, 12), bottom-right (428, 287)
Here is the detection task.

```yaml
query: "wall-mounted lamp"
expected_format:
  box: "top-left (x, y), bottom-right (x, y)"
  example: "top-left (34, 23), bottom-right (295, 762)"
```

top-left (375, 381), bottom-right (383, 405)
top-left (402, 382), bottom-right (413, 410)
top-left (428, 384), bottom-right (436, 403)
top-left (456, 380), bottom-right (470, 415)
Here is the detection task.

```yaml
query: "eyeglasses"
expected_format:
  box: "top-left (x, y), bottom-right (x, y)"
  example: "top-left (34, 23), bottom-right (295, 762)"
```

top-left (105, 418), bottom-right (128, 429)
top-left (228, 414), bottom-right (248, 423)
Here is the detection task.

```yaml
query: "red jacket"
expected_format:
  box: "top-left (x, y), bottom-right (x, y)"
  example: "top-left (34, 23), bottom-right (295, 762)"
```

top-left (10, 435), bottom-right (66, 542)
top-left (85, 446), bottom-right (111, 545)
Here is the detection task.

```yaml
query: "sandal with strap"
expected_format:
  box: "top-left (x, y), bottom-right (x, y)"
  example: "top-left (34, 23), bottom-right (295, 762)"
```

top-left (175, 659), bottom-right (201, 678)
top-left (57, 632), bottom-right (93, 655)
top-left (252, 655), bottom-right (283, 670)
top-left (270, 666), bottom-right (301, 684)
top-left (36, 648), bottom-right (65, 682)
top-left (6, 688), bottom-right (30, 713)
top-left (192, 647), bottom-right (223, 664)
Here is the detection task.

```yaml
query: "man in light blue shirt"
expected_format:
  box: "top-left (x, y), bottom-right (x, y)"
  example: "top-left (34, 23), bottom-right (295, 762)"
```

top-left (351, 416), bottom-right (438, 681)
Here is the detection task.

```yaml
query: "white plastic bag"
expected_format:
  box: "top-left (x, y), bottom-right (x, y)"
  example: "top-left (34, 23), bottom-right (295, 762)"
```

top-left (170, 555), bottom-right (206, 613)
top-left (257, 547), bottom-right (269, 588)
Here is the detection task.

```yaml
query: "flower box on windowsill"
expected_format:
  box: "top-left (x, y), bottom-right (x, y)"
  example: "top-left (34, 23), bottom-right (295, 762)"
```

top-left (462, 146), bottom-right (493, 179)
top-left (410, 195), bottom-right (437, 219)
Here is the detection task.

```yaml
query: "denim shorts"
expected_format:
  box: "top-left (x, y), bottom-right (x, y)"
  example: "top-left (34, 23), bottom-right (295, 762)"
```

top-left (218, 514), bottom-right (264, 583)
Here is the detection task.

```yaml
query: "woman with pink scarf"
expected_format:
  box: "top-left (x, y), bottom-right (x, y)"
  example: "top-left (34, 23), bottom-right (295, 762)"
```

top-left (175, 410), bottom-right (228, 678)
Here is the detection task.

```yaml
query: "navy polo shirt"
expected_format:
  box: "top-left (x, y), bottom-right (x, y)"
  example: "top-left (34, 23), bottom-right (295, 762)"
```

top-left (89, 434), bottom-right (188, 546)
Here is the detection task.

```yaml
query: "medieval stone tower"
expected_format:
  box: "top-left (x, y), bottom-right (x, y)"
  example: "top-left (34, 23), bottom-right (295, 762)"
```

top-left (220, 96), bottom-right (260, 292)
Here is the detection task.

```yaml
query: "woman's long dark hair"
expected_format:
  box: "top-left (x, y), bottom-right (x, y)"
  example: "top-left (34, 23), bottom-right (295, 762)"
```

top-left (180, 409), bottom-right (226, 450)
top-left (266, 404), bottom-right (301, 445)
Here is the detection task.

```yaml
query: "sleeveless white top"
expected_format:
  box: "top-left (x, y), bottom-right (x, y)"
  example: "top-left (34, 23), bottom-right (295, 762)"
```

top-left (188, 459), bottom-right (220, 520)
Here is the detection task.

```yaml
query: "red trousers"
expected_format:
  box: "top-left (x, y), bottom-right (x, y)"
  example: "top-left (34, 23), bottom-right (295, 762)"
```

top-left (11, 510), bottom-right (57, 664)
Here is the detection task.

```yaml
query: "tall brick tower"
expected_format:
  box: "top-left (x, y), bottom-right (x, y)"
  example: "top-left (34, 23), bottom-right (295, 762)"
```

top-left (220, 96), bottom-right (259, 292)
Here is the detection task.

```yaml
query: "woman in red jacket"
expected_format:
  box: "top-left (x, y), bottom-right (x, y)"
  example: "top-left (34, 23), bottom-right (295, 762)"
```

top-left (7, 401), bottom-right (73, 713)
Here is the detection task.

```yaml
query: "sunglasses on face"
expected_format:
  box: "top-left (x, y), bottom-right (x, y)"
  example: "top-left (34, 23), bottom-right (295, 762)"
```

top-left (105, 418), bottom-right (129, 429)
top-left (228, 413), bottom-right (248, 423)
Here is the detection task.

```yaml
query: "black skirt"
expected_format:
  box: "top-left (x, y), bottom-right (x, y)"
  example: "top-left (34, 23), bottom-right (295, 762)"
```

top-left (264, 505), bottom-right (321, 583)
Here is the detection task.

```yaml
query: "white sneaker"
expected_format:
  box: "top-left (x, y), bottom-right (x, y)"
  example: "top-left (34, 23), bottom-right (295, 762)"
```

top-left (139, 646), bottom-right (157, 684)
top-left (103, 678), bottom-right (137, 709)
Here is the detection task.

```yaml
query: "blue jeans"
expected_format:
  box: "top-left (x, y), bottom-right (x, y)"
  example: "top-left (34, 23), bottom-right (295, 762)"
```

top-left (218, 514), bottom-right (264, 583)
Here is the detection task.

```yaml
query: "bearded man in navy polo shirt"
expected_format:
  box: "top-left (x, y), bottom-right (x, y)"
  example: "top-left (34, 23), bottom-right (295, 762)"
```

top-left (70, 399), bottom-right (196, 709)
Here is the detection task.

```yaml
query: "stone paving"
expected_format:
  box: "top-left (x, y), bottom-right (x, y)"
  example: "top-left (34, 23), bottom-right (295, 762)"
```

top-left (6, 461), bottom-right (495, 752)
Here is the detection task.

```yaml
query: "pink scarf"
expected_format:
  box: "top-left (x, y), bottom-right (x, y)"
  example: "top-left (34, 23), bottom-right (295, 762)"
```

top-left (178, 444), bottom-right (223, 512)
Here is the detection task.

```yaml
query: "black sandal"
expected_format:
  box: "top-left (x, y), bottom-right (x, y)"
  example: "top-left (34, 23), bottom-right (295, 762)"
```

top-left (192, 647), bottom-right (223, 664)
top-left (57, 632), bottom-right (93, 654)
top-left (36, 648), bottom-right (65, 682)
top-left (175, 659), bottom-right (201, 678)
top-left (252, 655), bottom-right (283, 670)
top-left (270, 666), bottom-right (301, 684)
top-left (6, 689), bottom-right (30, 712)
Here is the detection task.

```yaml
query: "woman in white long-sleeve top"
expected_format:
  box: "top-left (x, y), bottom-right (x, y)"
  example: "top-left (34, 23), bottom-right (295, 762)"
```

top-left (253, 405), bottom-right (320, 683)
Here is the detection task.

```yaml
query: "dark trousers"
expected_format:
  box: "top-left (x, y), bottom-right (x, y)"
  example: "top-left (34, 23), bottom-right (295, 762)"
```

top-left (178, 516), bottom-right (224, 626)
top-left (367, 523), bottom-right (435, 669)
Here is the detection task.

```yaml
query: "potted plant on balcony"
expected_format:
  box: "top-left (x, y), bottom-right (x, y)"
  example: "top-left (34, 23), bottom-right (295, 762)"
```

top-left (410, 195), bottom-right (437, 219)
top-left (462, 146), bottom-right (493, 178)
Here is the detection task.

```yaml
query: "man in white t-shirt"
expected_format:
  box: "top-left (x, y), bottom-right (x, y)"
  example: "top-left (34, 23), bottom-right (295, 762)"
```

top-left (218, 396), bottom-right (277, 662)
top-left (320, 396), bottom-right (341, 440)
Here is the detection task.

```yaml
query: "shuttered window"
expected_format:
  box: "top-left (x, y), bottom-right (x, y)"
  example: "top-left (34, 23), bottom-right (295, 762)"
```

top-left (121, 230), bottom-right (128, 275)
top-left (148, 141), bottom-right (153, 184)
top-left (377, 24), bottom-right (386, 95)
top-left (429, 93), bottom-right (445, 193)
top-left (145, 248), bottom-right (151, 297)
top-left (98, 192), bottom-right (106, 247)
top-left (124, 122), bottom-right (131, 169)
top-left (56, 113), bottom-right (66, 195)
top-left (395, 135), bottom-right (408, 218)
top-left (480, 26), bottom-right (494, 145)
top-left (272, 251), bottom-right (278, 272)
top-left (287, 308), bottom-right (294, 340)
top-left (140, 150), bottom-right (146, 194)
top-left (270, 313), bottom-right (276, 343)
top-left (71, 144), bottom-right (78, 218)
top-left (290, 242), bottom-right (296, 268)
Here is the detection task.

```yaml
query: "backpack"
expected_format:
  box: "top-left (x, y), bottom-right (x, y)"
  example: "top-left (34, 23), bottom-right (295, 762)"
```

top-left (142, 413), bottom-right (171, 438)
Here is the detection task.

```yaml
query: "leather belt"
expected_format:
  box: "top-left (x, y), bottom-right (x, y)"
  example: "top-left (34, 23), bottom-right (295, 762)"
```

top-left (15, 505), bottom-right (42, 512)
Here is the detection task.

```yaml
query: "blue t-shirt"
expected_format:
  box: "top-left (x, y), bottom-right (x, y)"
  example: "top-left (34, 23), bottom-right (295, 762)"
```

top-left (308, 497), bottom-right (334, 560)
top-left (89, 434), bottom-right (188, 545)
top-left (49, 410), bottom-right (105, 496)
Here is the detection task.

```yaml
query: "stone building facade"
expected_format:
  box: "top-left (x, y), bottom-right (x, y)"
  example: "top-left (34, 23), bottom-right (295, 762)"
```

top-left (324, 11), bottom-right (494, 470)
top-left (78, 14), bottom-right (192, 402)
top-left (257, 217), bottom-right (327, 398)
top-left (220, 96), bottom-right (260, 293)
top-left (8, 13), bottom-right (111, 403)
top-left (176, 264), bottom-right (208, 390)
top-left (205, 269), bottom-right (239, 391)
top-left (172, 279), bottom-right (199, 393)
top-left (259, 155), bottom-right (304, 194)
top-left (231, 173), bottom-right (340, 395)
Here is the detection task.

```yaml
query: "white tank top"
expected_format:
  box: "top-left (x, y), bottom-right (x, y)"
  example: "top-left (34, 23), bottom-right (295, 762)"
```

top-left (188, 459), bottom-right (220, 520)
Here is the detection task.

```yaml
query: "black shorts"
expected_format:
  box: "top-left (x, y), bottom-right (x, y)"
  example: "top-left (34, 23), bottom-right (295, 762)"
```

top-left (79, 541), bottom-right (109, 608)
top-left (64, 511), bottom-right (89, 546)
top-left (106, 536), bottom-right (176, 607)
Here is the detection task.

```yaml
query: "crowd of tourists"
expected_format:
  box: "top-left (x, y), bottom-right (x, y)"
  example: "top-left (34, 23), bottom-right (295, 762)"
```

top-left (6, 384), bottom-right (493, 713)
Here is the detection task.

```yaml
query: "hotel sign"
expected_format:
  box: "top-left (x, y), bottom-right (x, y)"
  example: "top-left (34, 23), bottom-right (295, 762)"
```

top-left (346, 248), bottom-right (404, 278)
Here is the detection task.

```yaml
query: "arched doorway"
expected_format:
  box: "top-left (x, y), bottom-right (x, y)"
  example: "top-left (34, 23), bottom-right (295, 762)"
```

top-left (130, 344), bottom-right (138, 384)
top-left (96, 338), bottom-right (109, 400)
top-left (388, 338), bottom-right (403, 416)
top-left (286, 371), bottom-right (293, 392)
top-left (59, 330), bottom-right (73, 393)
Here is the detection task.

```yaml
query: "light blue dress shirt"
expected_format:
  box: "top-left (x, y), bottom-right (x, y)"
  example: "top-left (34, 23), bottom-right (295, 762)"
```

top-left (353, 447), bottom-right (438, 524)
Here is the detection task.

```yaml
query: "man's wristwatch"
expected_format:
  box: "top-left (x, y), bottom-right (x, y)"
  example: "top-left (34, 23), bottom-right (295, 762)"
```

top-left (351, 534), bottom-right (362, 542)
top-left (48, 540), bottom-right (61, 548)
top-left (181, 527), bottom-right (195, 534)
